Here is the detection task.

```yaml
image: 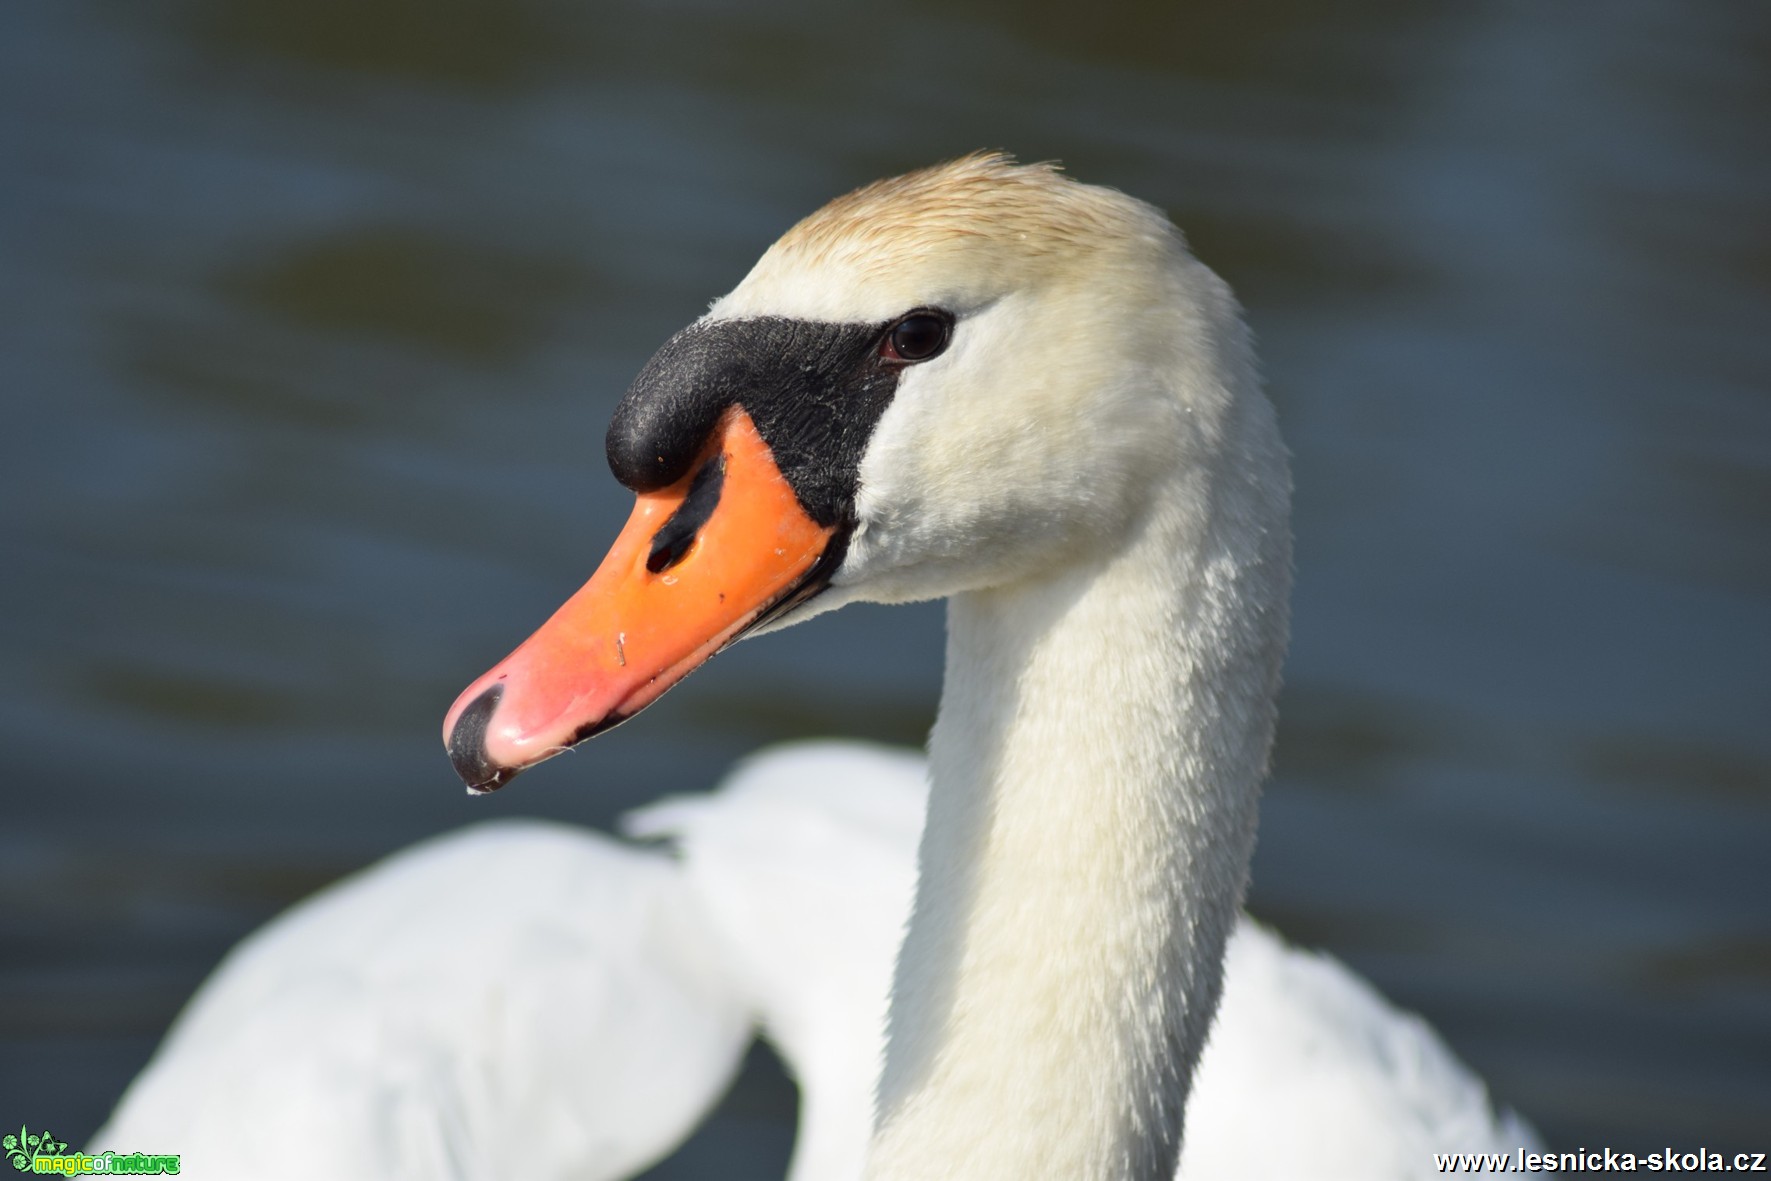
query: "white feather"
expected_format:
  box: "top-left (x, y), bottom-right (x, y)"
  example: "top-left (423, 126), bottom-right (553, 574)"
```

top-left (94, 822), bottom-right (749, 1181)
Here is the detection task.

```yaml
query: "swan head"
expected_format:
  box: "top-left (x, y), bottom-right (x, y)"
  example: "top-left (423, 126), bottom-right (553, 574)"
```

top-left (445, 153), bottom-right (1265, 792)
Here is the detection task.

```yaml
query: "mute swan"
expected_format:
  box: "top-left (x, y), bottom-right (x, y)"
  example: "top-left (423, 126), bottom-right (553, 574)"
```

top-left (96, 744), bottom-right (1532, 1181)
top-left (439, 153), bottom-right (1534, 1179)
top-left (97, 154), bottom-right (1534, 1180)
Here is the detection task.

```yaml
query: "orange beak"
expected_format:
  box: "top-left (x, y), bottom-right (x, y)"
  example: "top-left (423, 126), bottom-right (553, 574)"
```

top-left (443, 407), bottom-right (839, 792)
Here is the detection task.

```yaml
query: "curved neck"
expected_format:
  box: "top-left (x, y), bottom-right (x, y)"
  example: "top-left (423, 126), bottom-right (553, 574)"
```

top-left (864, 393), bottom-right (1290, 1181)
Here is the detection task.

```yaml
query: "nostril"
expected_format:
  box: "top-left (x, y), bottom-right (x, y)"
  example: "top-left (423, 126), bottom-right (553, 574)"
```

top-left (446, 685), bottom-right (515, 793)
top-left (647, 454), bottom-right (727, 574)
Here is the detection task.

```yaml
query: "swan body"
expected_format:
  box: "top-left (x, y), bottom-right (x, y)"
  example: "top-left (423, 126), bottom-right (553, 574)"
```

top-left (102, 155), bottom-right (1537, 1179)
top-left (96, 743), bottom-right (1533, 1180)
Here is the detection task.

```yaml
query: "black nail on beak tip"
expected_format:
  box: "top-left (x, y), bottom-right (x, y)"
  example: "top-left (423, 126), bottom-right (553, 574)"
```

top-left (447, 685), bottom-right (517, 794)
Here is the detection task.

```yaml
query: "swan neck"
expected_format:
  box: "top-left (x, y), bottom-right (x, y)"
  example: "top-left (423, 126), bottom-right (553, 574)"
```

top-left (865, 417), bottom-right (1290, 1180)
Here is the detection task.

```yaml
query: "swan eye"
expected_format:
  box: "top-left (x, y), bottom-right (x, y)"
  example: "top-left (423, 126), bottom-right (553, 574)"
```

top-left (882, 312), bottom-right (951, 363)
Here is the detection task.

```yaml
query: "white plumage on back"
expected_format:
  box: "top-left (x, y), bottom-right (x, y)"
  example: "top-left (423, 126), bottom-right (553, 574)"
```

top-left (95, 822), bottom-right (749, 1181)
top-left (98, 743), bottom-right (1532, 1181)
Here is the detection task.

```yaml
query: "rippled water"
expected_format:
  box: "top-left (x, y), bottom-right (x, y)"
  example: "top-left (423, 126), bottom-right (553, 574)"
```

top-left (2, 0), bottom-right (1767, 1170)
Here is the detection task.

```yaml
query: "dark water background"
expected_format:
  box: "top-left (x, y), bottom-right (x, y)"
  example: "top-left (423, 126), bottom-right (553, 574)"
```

top-left (3, 0), bottom-right (1767, 1171)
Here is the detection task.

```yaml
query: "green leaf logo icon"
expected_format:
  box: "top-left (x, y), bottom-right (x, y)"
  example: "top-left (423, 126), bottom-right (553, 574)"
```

top-left (5, 1126), bottom-right (68, 1171)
